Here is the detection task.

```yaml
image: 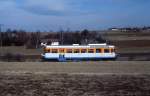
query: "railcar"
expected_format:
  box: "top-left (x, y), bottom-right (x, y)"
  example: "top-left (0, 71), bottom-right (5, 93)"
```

top-left (41, 42), bottom-right (117, 61)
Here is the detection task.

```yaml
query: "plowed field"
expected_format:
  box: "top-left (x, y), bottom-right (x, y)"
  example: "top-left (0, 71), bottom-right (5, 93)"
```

top-left (0, 62), bottom-right (150, 96)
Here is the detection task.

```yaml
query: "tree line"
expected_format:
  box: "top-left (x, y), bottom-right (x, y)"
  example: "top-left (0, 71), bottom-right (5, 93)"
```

top-left (0, 29), bottom-right (106, 48)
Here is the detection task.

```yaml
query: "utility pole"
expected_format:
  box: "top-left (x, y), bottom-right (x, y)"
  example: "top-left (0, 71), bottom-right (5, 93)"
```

top-left (0, 24), bottom-right (3, 48)
top-left (0, 24), bottom-right (3, 56)
top-left (60, 30), bottom-right (64, 45)
top-left (59, 27), bottom-right (63, 45)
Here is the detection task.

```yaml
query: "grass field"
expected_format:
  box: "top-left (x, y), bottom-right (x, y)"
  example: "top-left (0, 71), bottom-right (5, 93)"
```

top-left (0, 61), bottom-right (150, 96)
top-left (0, 46), bottom-right (42, 55)
top-left (0, 61), bottom-right (150, 74)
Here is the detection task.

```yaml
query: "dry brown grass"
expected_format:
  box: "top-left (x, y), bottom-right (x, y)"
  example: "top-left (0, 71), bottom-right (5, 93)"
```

top-left (0, 46), bottom-right (42, 55)
top-left (0, 73), bottom-right (150, 96)
top-left (0, 61), bottom-right (150, 96)
top-left (0, 61), bottom-right (150, 74)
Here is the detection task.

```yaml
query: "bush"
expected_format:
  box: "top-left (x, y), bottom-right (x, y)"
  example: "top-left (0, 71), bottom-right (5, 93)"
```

top-left (2, 53), bottom-right (25, 62)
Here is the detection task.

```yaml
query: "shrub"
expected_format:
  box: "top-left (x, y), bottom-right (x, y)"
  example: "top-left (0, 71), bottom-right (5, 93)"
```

top-left (2, 53), bottom-right (25, 62)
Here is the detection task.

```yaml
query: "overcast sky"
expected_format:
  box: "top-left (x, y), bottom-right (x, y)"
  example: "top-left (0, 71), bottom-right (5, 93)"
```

top-left (0, 0), bottom-right (150, 31)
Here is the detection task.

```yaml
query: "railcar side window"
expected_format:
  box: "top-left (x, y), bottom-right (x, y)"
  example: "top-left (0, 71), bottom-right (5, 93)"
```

top-left (88, 49), bottom-right (94, 53)
top-left (81, 49), bottom-right (87, 53)
top-left (104, 49), bottom-right (110, 53)
top-left (74, 49), bottom-right (80, 53)
top-left (52, 49), bottom-right (58, 53)
top-left (66, 49), bottom-right (73, 53)
top-left (96, 49), bottom-right (101, 53)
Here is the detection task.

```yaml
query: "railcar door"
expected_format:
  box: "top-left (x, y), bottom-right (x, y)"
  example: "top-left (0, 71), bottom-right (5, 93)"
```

top-left (58, 48), bottom-right (66, 61)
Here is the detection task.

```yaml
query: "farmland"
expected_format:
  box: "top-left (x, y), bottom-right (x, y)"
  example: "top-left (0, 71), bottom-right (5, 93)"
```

top-left (0, 31), bottom-right (150, 95)
top-left (0, 62), bottom-right (150, 96)
top-left (0, 73), bottom-right (150, 96)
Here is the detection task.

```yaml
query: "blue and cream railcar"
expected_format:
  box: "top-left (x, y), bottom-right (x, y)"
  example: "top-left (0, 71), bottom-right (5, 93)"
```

top-left (41, 42), bottom-right (117, 61)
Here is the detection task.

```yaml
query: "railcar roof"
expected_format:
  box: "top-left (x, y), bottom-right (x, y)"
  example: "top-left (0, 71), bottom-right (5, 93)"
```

top-left (45, 45), bottom-right (115, 48)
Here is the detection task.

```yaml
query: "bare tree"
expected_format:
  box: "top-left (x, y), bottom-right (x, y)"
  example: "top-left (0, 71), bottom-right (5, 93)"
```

top-left (26, 32), bottom-right (41, 49)
top-left (35, 31), bottom-right (41, 48)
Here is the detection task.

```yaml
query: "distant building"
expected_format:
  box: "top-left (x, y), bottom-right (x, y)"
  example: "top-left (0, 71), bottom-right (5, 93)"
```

top-left (109, 28), bottom-right (120, 31)
top-left (143, 27), bottom-right (150, 31)
top-left (108, 27), bottom-right (143, 32)
top-left (41, 38), bottom-right (59, 44)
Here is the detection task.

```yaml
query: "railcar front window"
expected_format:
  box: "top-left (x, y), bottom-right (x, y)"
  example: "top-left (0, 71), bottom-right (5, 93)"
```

top-left (45, 48), bottom-right (50, 53)
top-left (44, 48), bottom-right (47, 53)
top-left (111, 49), bottom-right (114, 53)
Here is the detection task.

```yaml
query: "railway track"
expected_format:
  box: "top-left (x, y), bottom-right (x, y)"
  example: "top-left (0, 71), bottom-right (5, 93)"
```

top-left (117, 52), bottom-right (150, 61)
top-left (1, 52), bottom-right (150, 61)
top-left (118, 52), bottom-right (150, 57)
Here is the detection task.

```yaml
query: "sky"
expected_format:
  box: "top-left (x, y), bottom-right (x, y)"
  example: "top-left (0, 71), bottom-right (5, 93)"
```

top-left (0, 0), bottom-right (150, 31)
